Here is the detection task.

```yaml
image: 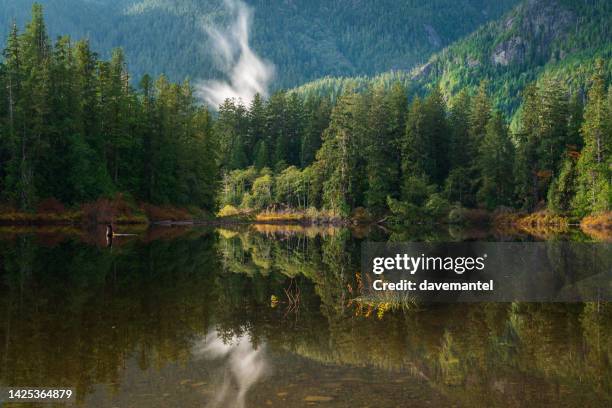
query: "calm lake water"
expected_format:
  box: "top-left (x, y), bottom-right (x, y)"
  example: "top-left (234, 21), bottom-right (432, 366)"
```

top-left (0, 224), bottom-right (610, 407)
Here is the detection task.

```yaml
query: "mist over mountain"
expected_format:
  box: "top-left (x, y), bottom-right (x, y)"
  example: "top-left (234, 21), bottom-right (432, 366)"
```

top-left (0, 0), bottom-right (518, 88)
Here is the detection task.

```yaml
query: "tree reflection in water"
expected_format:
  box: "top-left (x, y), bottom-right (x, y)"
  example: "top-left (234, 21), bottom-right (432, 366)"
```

top-left (0, 225), bottom-right (609, 407)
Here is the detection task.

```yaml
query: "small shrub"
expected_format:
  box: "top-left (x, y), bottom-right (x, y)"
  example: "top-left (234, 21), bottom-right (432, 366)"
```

top-left (217, 204), bottom-right (241, 218)
top-left (425, 193), bottom-right (451, 220)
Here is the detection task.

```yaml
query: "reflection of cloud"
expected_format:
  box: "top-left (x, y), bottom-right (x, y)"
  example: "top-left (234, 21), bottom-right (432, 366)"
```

top-left (193, 331), bottom-right (268, 408)
top-left (196, 0), bottom-right (275, 108)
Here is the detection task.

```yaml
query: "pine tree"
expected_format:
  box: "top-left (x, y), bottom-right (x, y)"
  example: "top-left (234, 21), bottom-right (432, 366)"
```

top-left (285, 92), bottom-right (305, 166)
top-left (514, 84), bottom-right (541, 210)
top-left (216, 98), bottom-right (248, 170)
top-left (566, 92), bottom-right (584, 150)
top-left (247, 93), bottom-right (266, 165)
top-left (537, 78), bottom-right (569, 177)
top-left (422, 86), bottom-right (449, 184)
top-left (1, 22), bottom-right (24, 205)
top-left (266, 91), bottom-right (288, 167)
top-left (364, 85), bottom-right (396, 213)
top-left (448, 89), bottom-right (472, 170)
top-left (445, 89), bottom-right (476, 206)
top-left (469, 81), bottom-right (491, 150)
top-left (0, 6), bottom-right (219, 212)
top-left (548, 155), bottom-right (578, 213)
top-left (477, 111), bottom-right (515, 208)
top-left (385, 82), bottom-right (408, 198)
top-left (139, 73), bottom-right (155, 201)
top-left (253, 140), bottom-right (269, 169)
top-left (18, 4), bottom-right (52, 208)
top-left (402, 96), bottom-right (429, 179)
top-left (315, 91), bottom-right (363, 214)
top-left (300, 97), bottom-right (330, 167)
top-left (572, 60), bottom-right (611, 215)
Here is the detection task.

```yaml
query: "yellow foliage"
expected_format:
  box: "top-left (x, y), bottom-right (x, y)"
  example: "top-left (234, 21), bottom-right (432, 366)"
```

top-left (217, 204), bottom-right (241, 217)
top-left (580, 212), bottom-right (612, 241)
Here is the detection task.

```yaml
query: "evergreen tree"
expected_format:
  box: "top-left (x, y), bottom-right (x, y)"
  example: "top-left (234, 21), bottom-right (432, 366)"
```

top-left (300, 97), bottom-right (330, 167)
top-left (0, 6), bottom-right (218, 212)
top-left (548, 156), bottom-right (578, 213)
top-left (402, 97), bottom-right (429, 180)
top-left (285, 92), bottom-right (305, 166)
top-left (477, 111), bottom-right (515, 208)
top-left (469, 81), bottom-right (491, 151)
top-left (514, 84), bottom-right (541, 210)
top-left (566, 92), bottom-right (584, 150)
top-left (537, 78), bottom-right (569, 177)
top-left (445, 89), bottom-right (476, 206)
top-left (247, 93), bottom-right (266, 165)
top-left (364, 85), bottom-right (397, 213)
top-left (16, 3), bottom-right (51, 208)
top-left (266, 91), bottom-right (288, 167)
top-left (572, 61), bottom-right (611, 215)
top-left (315, 91), bottom-right (363, 214)
top-left (1, 22), bottom-right (24, 205)
top-left (448, 89), bottom-right (472, 170)
top-left (422, 86), bottom-right (449, 184)
top-left (216, 98), bottom-right (248, 170)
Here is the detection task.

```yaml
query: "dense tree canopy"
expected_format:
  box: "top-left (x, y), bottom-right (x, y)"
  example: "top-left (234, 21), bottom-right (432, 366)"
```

top-left (1, 5), bottom-right (609, 222)
top-left (0, 5), bottom-right (217, 211)
top-left (216, 67), bottom-right (610, 218)
top-left (0, 0), bottom-right (518, 89)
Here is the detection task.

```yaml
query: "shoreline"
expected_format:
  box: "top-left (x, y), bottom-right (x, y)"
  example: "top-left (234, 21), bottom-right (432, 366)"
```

top-left (1, 208), bottom-right (610, 237)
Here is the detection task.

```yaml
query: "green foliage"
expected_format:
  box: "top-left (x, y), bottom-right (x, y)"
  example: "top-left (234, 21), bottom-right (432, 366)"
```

top-left (0, 5), bottom-right (218, 210)
top-left (217, 165), bottom-right (319, 211)
top-left (246, 172), bottom-right (273, 210)
top-left (217, 67), bottom-right (609, 220)
top-left (477, 111), bottom-right (515, 209)
top-left (411, 0), bottom-right (612, 117)
top-left (547, 156), bottom-right (578, 213)
top-left (3, 3), bottom-right (610, 221)
top-left (572, 61), bottom-right (612, 216)
top-left (0, 0), bottom-right (519, 89)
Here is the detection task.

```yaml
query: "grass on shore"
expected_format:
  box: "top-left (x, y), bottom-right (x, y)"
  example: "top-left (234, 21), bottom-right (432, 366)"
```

top-left (256, 208), bottom-right (344, 224)
top-left (0, 196), bottom-right (205, 226)
top-left (216, 205), bottom-right (345, 224)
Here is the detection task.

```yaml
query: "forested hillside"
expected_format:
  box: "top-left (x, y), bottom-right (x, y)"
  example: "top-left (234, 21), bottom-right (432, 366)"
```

top-left (412, 0), bottom-right (612, 115)
top-left (0, 3), bottom-right (609, 226)
top-left (0, 0), bottom-right (518, 88)
top-left (293, 0), bottom-right (612, 121)
top-left (213, 0), bottom-right (611, 221)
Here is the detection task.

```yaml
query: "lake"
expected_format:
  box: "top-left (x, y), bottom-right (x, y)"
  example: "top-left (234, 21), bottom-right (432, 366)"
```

top-left (0, 224), bottom-right (610, 407)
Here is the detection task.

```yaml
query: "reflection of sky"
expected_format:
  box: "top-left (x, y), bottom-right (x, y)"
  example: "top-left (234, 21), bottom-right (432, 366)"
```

top-left (193, 331), bottom-right (268, 408)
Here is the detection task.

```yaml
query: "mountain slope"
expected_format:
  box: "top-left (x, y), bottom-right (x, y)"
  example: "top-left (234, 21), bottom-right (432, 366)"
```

top-left (411, 0), bottom-right (612, 114)
top-left (292, 0), bottom-right (611, 119)
top-left (0, 0), bottom-right (518, 88)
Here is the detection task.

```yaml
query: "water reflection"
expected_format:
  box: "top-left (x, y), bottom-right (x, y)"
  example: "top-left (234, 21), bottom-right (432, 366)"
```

top-left (193, 331), bottom-right (268, 408)
top-left (0, 225), bottom-right (609, 407)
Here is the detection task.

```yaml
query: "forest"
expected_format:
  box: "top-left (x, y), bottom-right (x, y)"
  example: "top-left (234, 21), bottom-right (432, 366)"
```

top-left (0, 0), bottom-right (518, 88)
top-left (0, 5), bottom-right (609, 225)
top-left (0, 4), bottom-right (217, 213)
top-left (216, 71), bottom-right (610, 221)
